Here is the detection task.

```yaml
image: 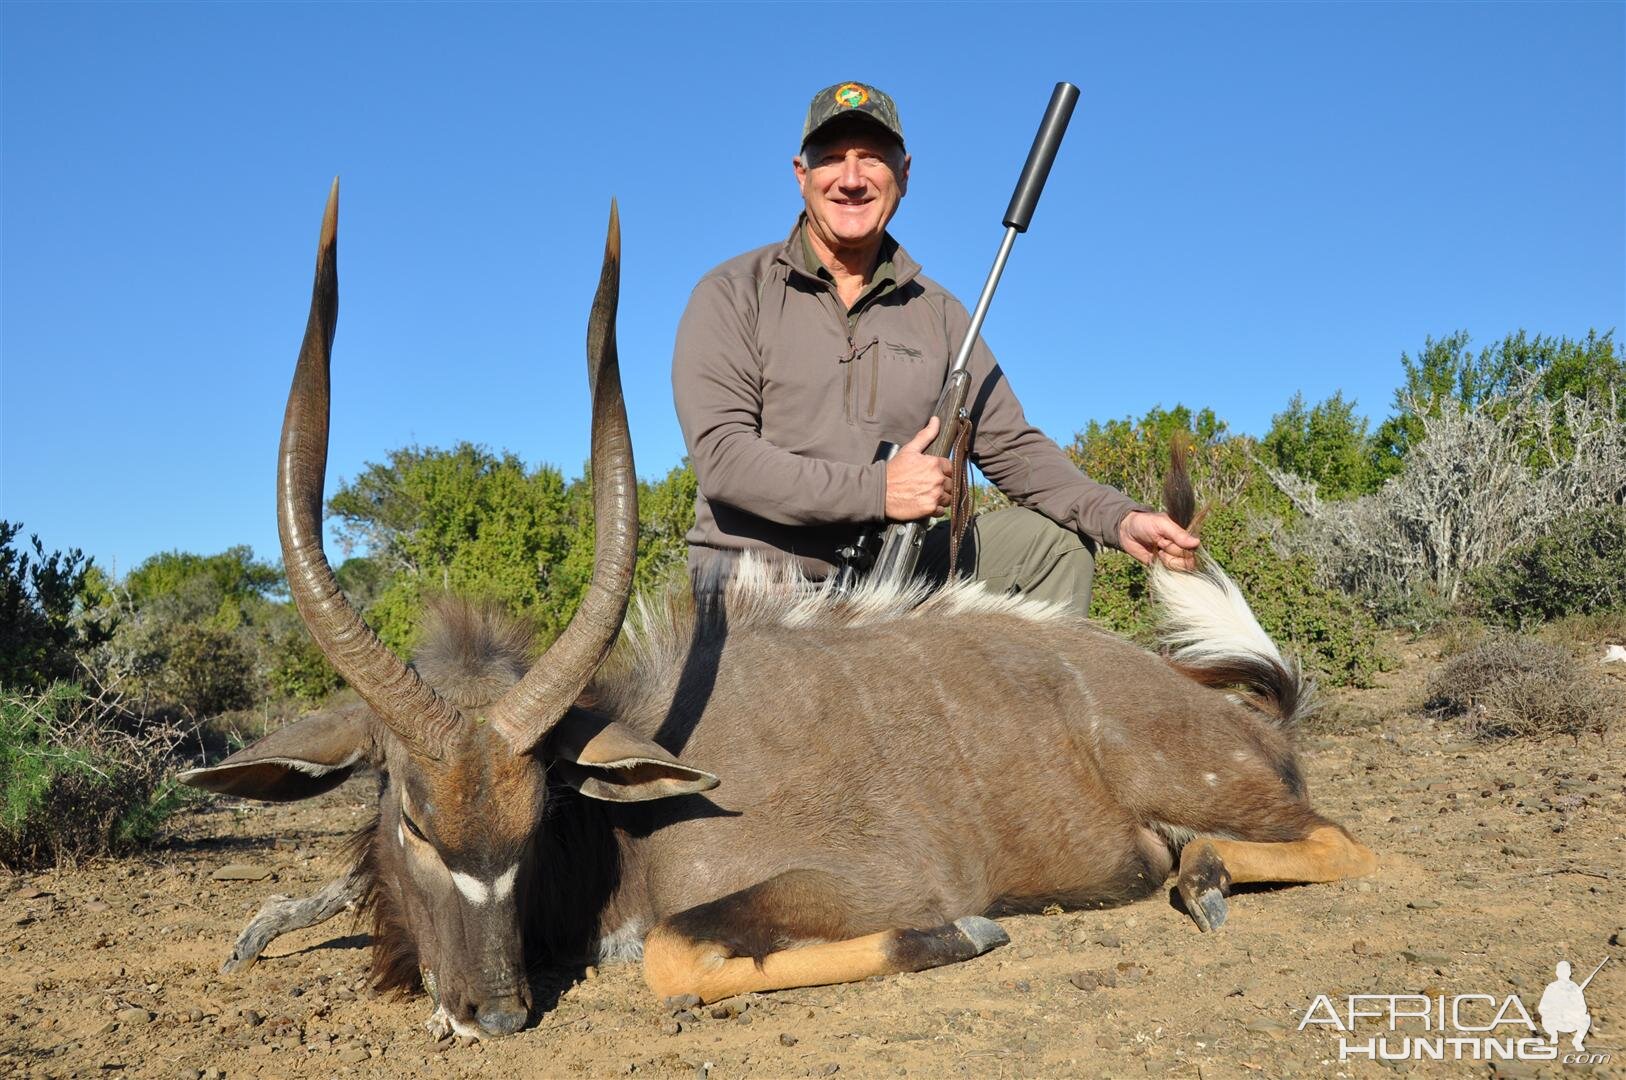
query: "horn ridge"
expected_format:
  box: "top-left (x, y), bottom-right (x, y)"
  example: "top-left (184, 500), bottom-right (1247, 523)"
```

top-left (488, 201), bottom-right (638, 754)
top-left (278, 179), bottom-right (466, 759)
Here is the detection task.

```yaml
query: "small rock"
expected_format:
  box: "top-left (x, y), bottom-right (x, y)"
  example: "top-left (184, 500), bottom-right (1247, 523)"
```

top-left (1400, 948), bottom-right (1451, 965)
top-left (1609, 927), bottom-right (1626, 946)
top-left (660, 1019), bottom-right (682, 1037)
top-left (336, 1046), bottom-right (369, 1064)
top-left (210, 864), bottom-right (272, 882)
top-left (433, 1036), bottom-right (454, 1053)
top-left (709, 1002), bottom-right (739, 1020)
top-left (1406, 898), bottom-right (1441, 910)
top-left (1068, 970), bottom-right (1117, 991)
top-left (779, 1033), bottom-right (799, 1047)
top-left (1114, 963), bottom-right (1146, 986)
top-left (85, 900), bottom-right (110, 913)
top-left (816, 1066), bottom-right (840, 1077)
top-left (116, 1007), bottom-right (154, 1026)
top-left (583, 965), bottom-right (599, 981)
top-left (663, 994), bottom-right (701, 1015)
top-left (1351, 939), bottom-right (1373, 956)
top-left (1245, 1019), bottom-right (1288, 1038)
top-left (674, 1010), bottom-right (698, 1024)
top-left (94, 1020), bottom-right (117, 1036)
top-left (242, 1009), bottom-right (264, 1027)
top-left (1094, 932), bottom-right (1122, 949)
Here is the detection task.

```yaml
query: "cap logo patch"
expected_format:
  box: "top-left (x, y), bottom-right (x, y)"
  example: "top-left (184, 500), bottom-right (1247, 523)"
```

top-left (835, 83), bottom-right (869, 109)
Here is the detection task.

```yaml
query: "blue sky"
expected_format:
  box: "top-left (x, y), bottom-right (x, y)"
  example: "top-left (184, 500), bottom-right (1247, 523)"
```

top-left (2, 2), bottom-right (1622, 576)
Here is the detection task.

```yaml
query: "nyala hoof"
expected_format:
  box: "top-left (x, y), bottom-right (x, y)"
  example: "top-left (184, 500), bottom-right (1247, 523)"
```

top-left (1177, 841), bottom-right (1233, 932)
top-left (1185, 886), bottom-right (1229, 932)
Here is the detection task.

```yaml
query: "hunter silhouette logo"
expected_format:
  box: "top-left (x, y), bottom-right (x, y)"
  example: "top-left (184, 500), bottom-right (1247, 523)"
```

top-left (1540, 959), bottom-right (1604, 1051)
top-left (1299, 956), bottom-right (1611, 1064)
top-left (835, 83), bottom-right (869, 108)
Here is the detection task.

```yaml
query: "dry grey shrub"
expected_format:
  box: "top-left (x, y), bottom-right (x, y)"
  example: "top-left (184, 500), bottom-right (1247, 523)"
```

top-left (1424, 635), bottom-right (1613, 741)
top-left (1266, 378), bottom-right (1626, 612)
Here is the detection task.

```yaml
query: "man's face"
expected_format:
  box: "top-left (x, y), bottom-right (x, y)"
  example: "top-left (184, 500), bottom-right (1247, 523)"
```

top-left (794, 125), bottom-right (910, 257)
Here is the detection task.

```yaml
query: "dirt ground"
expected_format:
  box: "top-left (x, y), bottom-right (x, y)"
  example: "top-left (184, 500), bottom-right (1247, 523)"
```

top-left (3, 637), bottom-right (1623, 1080)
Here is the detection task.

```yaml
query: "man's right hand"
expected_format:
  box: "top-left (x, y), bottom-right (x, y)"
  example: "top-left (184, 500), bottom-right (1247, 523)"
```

top-left (884, 417), bottom-right (953, 522)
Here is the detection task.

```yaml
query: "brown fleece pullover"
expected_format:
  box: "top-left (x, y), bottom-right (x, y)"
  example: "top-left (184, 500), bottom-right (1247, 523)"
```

top-left (673, 220), bottom-right (1147, 578)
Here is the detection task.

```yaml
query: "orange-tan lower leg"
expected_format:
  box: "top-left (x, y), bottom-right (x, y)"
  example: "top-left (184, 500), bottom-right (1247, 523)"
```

top-left (1198, 824), bottom-right (1378, 884)
top-left (1177, 824), bottom-right (1377, 931)
top-left (642, 917), bottom-right (1007, 1004)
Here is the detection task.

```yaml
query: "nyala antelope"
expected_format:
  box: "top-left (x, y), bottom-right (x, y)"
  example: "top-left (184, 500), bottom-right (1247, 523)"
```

top-left (181, 182), bottom-right (1378, 1040)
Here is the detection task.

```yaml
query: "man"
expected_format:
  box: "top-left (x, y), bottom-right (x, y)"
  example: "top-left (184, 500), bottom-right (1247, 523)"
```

top-left (673, 81), bottom-right (1198, 613)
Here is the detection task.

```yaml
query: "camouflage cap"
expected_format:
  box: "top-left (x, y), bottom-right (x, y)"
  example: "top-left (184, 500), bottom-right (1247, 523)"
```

top-left (801, 82), bottom-right (905, 150)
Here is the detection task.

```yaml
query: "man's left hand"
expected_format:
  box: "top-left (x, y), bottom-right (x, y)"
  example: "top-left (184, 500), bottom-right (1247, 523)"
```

top-left (1118, 511), bottom-right (1201, 571)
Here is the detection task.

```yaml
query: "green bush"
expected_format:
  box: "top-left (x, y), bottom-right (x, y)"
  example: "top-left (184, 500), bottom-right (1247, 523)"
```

top-left (1261, 391), bottom-right (1383, 498)
top-left (107, 619), bottom-right (257, 721)
top-left (1, 522), bottom-right (114, 690)
top-left (0, 682), bottom-right (190, 870)
top-left (1091, 506), bottom-right (1387, 688)
top-left (1471, 506), bottom-right (1626, 629)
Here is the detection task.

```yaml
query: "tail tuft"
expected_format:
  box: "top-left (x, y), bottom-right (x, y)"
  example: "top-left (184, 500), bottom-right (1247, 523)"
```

top-left (1162, 434), bottom-right (1197, 531)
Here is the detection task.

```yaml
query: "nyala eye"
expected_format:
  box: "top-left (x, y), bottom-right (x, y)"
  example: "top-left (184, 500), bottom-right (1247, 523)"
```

top-left (402, 813), bottom-right (428, 842)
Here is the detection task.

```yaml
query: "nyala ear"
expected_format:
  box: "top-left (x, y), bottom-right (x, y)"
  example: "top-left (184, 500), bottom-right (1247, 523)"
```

top-left (177, 702), bottom-right (377, 803)
top-left (546, 710), bottom-right (719, 803)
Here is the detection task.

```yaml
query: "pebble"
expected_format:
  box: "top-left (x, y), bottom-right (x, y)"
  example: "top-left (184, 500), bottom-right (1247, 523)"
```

top-left (779, 1033), bottom-right (799, 1047)
top-left (1068, 970), bottom-right (1117, 991)
top-left (1400, 948), bottom-right (1451, 965)
top-left (336, 1046), bottom-right (370, 1064)
top-left (1406, 898), bottom-right (1441, 910)
top-left (1245, 1019), bottom-right (1288, 1038)
top-left (116, 1007), bottom-right (154, 1026)
top-left (210, 864), bottom-right (272, 882)
top-left (1114, 962), bottom-right (1147, 987)
top-left (1094, 932), bottom-right (1123, 949)
top-left (709, 1002), bottom-right (739, 1020)
top-left (660, 1019), bottom-right (682, 1036)
top-left (663, 993), bottom-right (701, 1014)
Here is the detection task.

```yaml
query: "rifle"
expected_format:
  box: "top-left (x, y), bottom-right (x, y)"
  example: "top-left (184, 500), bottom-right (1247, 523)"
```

top-left (834, 81), bottom-right (1081, 591)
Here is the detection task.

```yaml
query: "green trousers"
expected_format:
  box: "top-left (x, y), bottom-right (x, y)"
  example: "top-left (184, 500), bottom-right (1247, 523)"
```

top-left (918, 507), bottom-right (1097, 618)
